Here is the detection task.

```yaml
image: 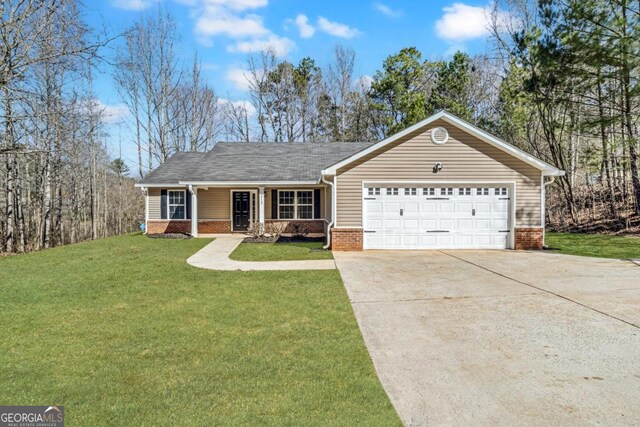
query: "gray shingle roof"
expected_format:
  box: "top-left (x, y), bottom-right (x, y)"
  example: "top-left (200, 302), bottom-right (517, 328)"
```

top-left (138, 142), bottom-right (374, 184)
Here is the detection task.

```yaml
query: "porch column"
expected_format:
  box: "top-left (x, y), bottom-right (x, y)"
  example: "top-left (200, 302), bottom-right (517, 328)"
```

top-left (259, 186), bottom-right (265, 233)
top-left (189, 185), bottom-right (198, 237)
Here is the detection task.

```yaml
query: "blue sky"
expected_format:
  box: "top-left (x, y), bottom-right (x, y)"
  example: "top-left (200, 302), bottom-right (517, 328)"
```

top-left (84, 0), bottom-right (503, 168)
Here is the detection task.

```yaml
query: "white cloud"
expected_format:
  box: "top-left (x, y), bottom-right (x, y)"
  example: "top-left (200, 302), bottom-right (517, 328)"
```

top-left (226, 67), bottom-right (254, 91)
top-left (203, 0), bottom-right (268, 11)
top-left (195, 7), bottom-right (269, 40)
top-left (317, 17), bottom-right (361, 39)
top-left (110, 0), bottom-right (158, 11)
top-left (355, 75), bottom-right (373, 91)
top-left (188, 0), bottom-right (295, 55)
top-left (227, 35), bottom-right (295, 56)
top-left (102, 104), bottom-right (130, 124)
top-left (373, 3), bottom-right (402, 18)
top-left (293, 14), bottom-right (315, 38)
top-left (218, 98), bottom-right (257, 117)
top-left (88, 100), bottom-right (130, 124)
top-left (435, 3), bottom-right (509, 41)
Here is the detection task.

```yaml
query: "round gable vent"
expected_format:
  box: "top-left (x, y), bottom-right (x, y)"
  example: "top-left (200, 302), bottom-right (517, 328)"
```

top-left (430, 126), bottom-right (449, 144)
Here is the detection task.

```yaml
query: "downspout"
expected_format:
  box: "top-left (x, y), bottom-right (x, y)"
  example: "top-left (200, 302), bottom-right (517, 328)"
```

top-left (142, 186), bottom-right (149, 234)
top-left (542, 176), bottom-right (557, 247)
top-left (321, 174), bottom-right (335, 249)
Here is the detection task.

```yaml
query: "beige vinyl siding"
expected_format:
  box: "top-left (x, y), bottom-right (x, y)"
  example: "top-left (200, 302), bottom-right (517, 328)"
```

top-left (265, 189), bottom-right (273, 219)
top-left (324, 186), bottom-right (332, 222)
top-left (198, 188), bottom-right (230, 220)
top-left (335, 119), bottom-right (542, 227)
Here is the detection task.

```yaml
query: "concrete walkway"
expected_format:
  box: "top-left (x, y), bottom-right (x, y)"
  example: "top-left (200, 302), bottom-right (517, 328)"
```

top-left (187, 235), bottom-right (336, 271)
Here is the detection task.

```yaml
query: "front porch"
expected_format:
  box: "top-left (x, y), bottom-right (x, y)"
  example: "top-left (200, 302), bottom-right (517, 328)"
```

top-left (145, 185), bottom-right (330, 238)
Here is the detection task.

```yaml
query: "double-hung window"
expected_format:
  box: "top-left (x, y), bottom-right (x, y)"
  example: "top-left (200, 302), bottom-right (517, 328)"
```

top-left (168, 190), bottom-right (186, 219)
top-left (278, 190), bottom-right (313, 219)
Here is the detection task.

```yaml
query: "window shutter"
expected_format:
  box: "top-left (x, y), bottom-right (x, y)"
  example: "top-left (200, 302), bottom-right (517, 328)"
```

top-left (161, 189), bottom-right (167, 219)
top-left (271, 189), bottom-right (278, 219)
top-left (185, 190), bottom-right (191, 219)
top-left (313, 189), bottom-right (321, 219)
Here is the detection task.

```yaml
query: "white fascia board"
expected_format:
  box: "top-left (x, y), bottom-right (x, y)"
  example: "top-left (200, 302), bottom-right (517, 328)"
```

top-left (178, 180), bottom-right (321, 186)
top-left (134, 183), bottom-right (187, 188)
top-left (321, 110), bottom-right (564, 176)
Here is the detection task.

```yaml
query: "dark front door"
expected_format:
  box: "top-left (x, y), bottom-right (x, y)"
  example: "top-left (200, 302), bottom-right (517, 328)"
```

top-left (233, 191), bottom-right (250, 231)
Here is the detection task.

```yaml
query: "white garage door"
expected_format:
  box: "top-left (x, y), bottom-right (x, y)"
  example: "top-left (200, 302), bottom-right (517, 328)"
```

top-left (363, 185), bottom-right (511, 249)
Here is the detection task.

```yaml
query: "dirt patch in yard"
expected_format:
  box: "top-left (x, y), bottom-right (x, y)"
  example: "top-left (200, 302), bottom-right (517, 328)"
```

top-left (147, 233), bottom-right (192, 239)
top-left (243, 236), bottom-right (325, 244)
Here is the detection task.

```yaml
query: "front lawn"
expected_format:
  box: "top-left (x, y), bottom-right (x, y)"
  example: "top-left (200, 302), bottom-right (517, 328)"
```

top-left (0, 234), bottom-right (398, 425)
top-left (546, 232), bottom-right (640, 259)
top-left (230, 241), bottom-right (333, 261)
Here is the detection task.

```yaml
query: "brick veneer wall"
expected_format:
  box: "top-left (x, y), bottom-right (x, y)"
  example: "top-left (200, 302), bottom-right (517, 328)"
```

top-left (515, 227), bottom-right (544, 250)
top-left (331, 228), bottom-right (363, 251)
top-left (265, 220), bottom-right (326, 234)
top-left (198, 220), bottom-right (231, 233)
top-left (147, 220), bottom-right (191, 234)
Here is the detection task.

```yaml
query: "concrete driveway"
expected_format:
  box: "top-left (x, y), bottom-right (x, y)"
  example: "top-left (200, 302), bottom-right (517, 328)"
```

top-left (334, 250), bottom-right (640, 426)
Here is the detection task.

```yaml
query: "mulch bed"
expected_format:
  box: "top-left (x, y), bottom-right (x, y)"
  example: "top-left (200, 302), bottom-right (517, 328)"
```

top-left (146, 233), bottom-right (192, 239)
top-left (242, 236), bottom-right (325, 244)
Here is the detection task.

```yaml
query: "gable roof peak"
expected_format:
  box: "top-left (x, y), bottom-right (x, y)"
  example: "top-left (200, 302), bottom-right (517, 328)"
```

top-left (322, 110), bottom-right (564, 176)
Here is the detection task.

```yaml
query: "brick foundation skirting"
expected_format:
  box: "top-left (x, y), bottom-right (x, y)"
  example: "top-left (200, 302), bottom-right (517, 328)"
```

top-left (515, 227), bottom-right (544, 250)
top-left (198, 220), bottom-right (231, 233)
top-left (265, 220), bottom-right (326, 234)
top-left (331, 228), bottom-right (363, 251)
top-left (147, 220), bottom-right (191, 234)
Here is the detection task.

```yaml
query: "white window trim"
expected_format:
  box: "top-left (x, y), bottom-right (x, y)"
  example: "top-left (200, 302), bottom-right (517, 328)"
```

top-left (277, 189), bottom-right (314, 220)
top-left (167, 189), bottom-right (187, 220)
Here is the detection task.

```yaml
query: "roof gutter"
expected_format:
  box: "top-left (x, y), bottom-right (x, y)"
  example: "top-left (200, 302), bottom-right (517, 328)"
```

top-left (542, 169), bottom-right (566, 177)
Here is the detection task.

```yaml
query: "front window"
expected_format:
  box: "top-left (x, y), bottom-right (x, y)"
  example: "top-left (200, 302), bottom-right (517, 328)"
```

top-left (168, 190), bottom-right (186, 219)
top-left (279, 190), bottom-right (313, 219)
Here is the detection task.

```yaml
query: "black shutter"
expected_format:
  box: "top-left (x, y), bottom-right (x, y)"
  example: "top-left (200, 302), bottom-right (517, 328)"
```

top-left (313, 189), bottom-right (321, 219)
top-left (271, 189), bottom-right (278, 219)
top-left (185, 190), bottom-right (191, 219)
top-left (161, 189), bottom-right (167, 219)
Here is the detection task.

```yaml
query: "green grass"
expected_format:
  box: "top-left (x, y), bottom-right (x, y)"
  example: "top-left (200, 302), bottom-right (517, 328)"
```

top-left (0, 234), bottom-right (399, 426)
top-left (546, 232), bottom-right (640, 259)
top-left (229, 241), bottom-right (333, 261)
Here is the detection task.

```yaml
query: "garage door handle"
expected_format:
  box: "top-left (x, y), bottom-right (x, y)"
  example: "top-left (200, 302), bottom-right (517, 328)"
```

top-left (400, 208), bottom-right (403, 216)
top-left (426, 230), bottom-right (449, 233)
top-left (472, 208), bottom-right (476, 216)
top-left (364, 230), bottom-right (376, 233)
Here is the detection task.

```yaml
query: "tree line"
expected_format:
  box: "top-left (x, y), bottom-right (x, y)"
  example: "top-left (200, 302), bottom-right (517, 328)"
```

top-left (1, 0), bottom-right (638, 253)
